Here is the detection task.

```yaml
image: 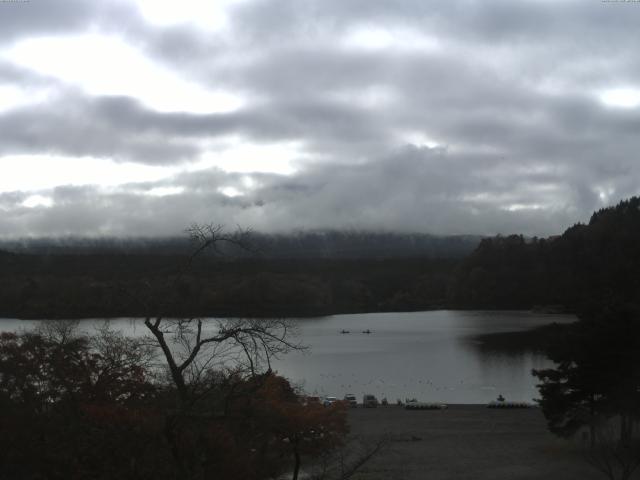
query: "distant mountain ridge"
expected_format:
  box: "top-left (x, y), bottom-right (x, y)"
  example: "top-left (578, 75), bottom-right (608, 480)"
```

top-left (0, 231), bottom-right (482, 259)
top-left (2, 198), bottom-right (638, 318)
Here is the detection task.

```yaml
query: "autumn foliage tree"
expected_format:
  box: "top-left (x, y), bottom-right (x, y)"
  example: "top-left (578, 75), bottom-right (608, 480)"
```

top-left (0, 325), bottom-right (349, 480)
top-left (232, 374), bottom-right (349, 480)
top-left (0, 226), bottom-right (353, 479)
top-left (0, 324), bottom-right (162, 479)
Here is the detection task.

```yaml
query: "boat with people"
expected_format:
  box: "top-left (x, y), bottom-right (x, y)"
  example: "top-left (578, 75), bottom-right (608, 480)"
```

top-left (487, 394), bottom-right (533, 408)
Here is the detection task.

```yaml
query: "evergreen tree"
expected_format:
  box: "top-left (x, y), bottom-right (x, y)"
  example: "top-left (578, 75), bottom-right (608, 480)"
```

top-left (533, 303), bottom-right (640, 479)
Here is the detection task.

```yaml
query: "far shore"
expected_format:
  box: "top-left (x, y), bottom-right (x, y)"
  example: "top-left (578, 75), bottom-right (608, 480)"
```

top-left (4, 305), bottom-right (574, 322)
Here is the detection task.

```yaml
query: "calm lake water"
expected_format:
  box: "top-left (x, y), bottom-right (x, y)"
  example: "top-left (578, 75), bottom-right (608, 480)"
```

top-left (0, 310), bottom-right (575, 404)
top-left (271, 310), bottom-right (575, 404)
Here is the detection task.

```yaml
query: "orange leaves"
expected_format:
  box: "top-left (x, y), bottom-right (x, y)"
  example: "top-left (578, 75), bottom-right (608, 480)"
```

top-left (236, 373), bottom-right (349, 452)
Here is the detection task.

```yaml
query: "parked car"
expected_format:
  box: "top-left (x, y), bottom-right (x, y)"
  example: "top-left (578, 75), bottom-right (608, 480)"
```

top-left (323, 396), bottom-right (338, 407)
top-left (344, 393), bottom-right (358, 407)
top-left (302, 395), bottom-right (321, 406)
top-left (363, 394), bottom-right (378, 408)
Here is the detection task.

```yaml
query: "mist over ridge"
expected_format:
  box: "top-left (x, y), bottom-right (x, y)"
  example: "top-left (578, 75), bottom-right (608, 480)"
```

top-left (0, 230), bottom-right (482, 259)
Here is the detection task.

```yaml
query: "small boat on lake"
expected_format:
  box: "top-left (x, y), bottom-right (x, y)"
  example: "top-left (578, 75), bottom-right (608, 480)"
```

top-left (340, 329), bottom-right (350, 334)
top-left (362, 329), bottom-right (371, 334)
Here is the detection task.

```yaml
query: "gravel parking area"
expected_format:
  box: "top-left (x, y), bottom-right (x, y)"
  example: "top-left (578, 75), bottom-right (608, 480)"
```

top-left (347, 405), bottom-right (610, 480)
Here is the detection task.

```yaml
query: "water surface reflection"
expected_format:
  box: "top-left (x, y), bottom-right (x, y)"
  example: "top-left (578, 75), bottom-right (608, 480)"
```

top-left (271, 310), bottom-right (575, 403)
top-left (0, 310), bottom-right (575, 403)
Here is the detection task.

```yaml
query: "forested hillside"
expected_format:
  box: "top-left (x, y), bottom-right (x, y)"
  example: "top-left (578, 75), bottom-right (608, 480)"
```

top-left (0, 232), bottom-right (474, 319)
top-left (0, 254), bottom-right (456, 319)
top-left (449, 197), bottom-right (640, 311)
top-left (0, 231), bottom-right (481, 259)
top-left (2, 198), bottom-right (639, 318)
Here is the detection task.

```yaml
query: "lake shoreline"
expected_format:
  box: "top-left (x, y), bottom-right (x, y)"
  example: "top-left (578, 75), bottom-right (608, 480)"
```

top-left (1, 311), bottom-right (574, 404)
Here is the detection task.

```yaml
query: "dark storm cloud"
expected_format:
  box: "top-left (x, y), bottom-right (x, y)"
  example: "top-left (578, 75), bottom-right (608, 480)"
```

top-left (0, 0), bottom-right (96, 40)
top-left (228, 0), bottom-right (640, 49)
top-left (1, 0), bottom-right (640, 236)
top-left (0, 89), bottom-right (390, 165)
top-left (0, 191), bottom-right (26, 210)
top-left (0, 92), bottom-right (199, 164)
top-left (0, 0), bottom-right (141, 41)
top-left (0, 61), bottom-right (50, 85)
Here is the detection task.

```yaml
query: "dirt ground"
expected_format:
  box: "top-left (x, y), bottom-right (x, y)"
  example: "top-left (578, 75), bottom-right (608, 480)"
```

top-left (346, 405), bottom-right (623, 480)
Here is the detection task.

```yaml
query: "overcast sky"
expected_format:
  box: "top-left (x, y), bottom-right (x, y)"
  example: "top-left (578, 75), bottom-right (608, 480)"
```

top-left (1, 0), bottom-right (639, 238)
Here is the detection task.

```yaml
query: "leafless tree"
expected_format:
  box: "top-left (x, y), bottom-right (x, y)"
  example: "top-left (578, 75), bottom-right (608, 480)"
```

top-left (143, 315), bottom-right (301, 409)
top-left (114, 224), bottom-right (300, 402)
top-left (117, 224), bottom-right (307, 478)
top-left (184, 223), bottom-right (256, 262)
top-left (35, 319), bottom-right (81, 345)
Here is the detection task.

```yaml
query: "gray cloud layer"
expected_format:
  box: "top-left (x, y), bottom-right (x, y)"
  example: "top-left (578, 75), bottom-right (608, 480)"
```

top-left (1, 0), bottom-right (640, 237)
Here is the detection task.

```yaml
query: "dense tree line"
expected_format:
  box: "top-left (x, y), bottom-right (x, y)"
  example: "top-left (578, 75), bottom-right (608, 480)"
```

top-left (0, 231), bottom-right (480, 259)
top-left (0, 254), bottom-right (456, 319)
top-left (449, 197), bottom-right (640, 311)
top-left (2, 197), bottom-right (640, 318)
top-left (0, 230), bottom-right (471, 319)
top-left (533, 302), bottom-right (640, 480)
